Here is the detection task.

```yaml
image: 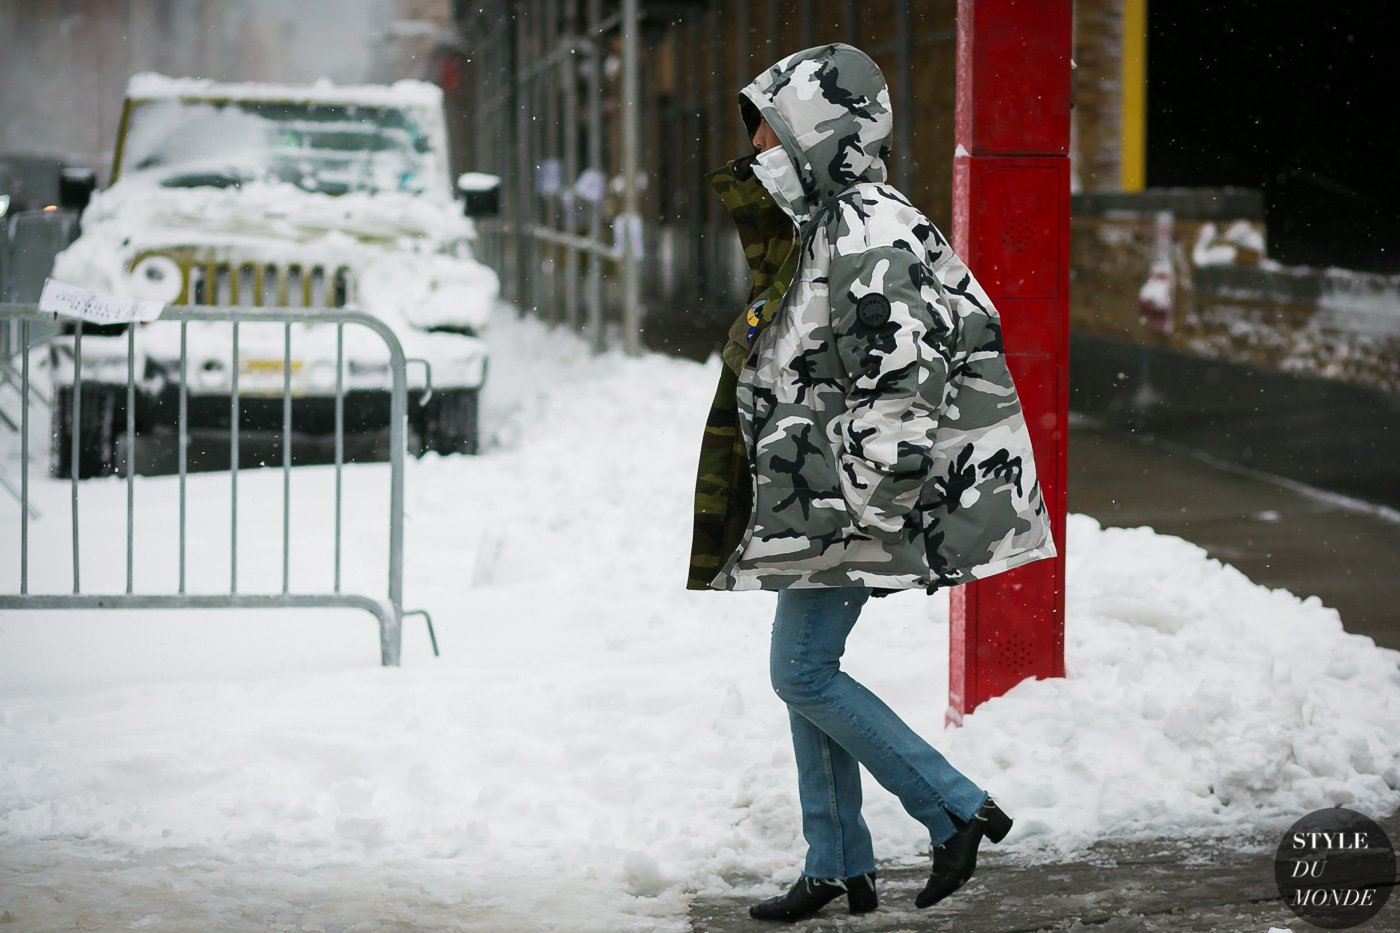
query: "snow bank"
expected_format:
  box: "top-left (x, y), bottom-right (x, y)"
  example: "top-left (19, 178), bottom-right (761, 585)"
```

top-left (1, 310), bottom-right (1397, 929)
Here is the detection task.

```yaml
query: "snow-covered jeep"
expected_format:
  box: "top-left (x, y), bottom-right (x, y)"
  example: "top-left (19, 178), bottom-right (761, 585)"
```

top-left (50, 74), bottom-right (498, 477)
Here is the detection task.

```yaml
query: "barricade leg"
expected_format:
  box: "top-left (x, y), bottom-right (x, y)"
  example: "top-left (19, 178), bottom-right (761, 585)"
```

top-left (380, 610), bottom-right (403, 667)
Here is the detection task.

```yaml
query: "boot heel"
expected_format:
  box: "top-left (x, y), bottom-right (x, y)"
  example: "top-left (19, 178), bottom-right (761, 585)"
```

top-left (983, 801), bottom-right (1013, 844)
top-left (846, 872), bottom-right (878, 914)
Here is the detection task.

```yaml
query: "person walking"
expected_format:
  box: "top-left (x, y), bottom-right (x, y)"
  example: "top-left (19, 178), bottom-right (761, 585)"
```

top-left (686, 43), bottom-right (1057, 922)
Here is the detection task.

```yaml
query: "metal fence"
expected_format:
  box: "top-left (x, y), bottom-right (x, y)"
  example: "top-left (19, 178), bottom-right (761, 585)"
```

top-left (0, 302), bottom-right (435, 666)
top-left (453, 0), bottom-right (946, 362)
top-left (464, 0), bottom-right (645, 356)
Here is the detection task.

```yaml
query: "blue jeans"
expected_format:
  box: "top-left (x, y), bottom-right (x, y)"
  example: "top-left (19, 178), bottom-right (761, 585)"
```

top-left (770, 587), bottom-right (988, 880)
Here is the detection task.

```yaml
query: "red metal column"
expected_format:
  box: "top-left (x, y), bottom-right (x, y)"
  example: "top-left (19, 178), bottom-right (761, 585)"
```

top-left (948, 0), bottom-right (1072, 723)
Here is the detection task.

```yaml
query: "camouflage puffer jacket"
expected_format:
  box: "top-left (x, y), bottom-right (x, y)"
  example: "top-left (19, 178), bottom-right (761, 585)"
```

top-left (688, 43), bottom-right (1056, 592)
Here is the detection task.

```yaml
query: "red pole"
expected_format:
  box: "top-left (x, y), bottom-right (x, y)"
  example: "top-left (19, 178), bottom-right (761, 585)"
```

top-left (948, 0), bottom-right (1072, 724)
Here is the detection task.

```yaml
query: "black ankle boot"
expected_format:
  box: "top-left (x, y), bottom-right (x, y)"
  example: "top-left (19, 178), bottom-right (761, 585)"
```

top-left (846, 871), bottom-right (879, 914)
top-left (915, 798), bottom-right (1013, 909)
top-left (749, 871), bottom-right (879, 922)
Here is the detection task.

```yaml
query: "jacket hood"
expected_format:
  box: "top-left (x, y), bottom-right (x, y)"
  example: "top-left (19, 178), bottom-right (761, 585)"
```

top-left (739, 43), bottom-right (893, 226)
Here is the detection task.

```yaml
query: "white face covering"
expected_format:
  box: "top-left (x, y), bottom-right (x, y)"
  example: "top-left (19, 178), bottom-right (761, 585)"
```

top-left (751, 142), bottom-right (810, 225)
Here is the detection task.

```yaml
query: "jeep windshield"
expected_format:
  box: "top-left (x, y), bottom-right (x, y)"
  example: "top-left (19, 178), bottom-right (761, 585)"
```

top-left (119, 98), bottom-right (438, 196)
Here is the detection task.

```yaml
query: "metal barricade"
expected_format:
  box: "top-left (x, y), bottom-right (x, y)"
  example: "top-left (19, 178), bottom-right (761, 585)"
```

top-left (0, 302), bottom-right (436, 666)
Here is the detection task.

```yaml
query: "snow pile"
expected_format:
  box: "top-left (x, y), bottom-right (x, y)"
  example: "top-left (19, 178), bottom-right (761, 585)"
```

top-left (1, 311), bottom-right (1398, 929)
top-left (127, 73), bottom-right (447, 112)
top-left (74, 178), bottom-right (476, 250)
top-left (457, 172), bottom-right (501, 192)
top-left (960, 520), bottom-right (1400, 848)
top-left (55, 176), bottom-right (497, 338)
top-left (1193, 220), bottom-right (1267, 266)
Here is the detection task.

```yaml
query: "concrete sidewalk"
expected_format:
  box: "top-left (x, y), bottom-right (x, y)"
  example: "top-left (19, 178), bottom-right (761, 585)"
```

top-left (690, 422), bottom-right (1400, 932)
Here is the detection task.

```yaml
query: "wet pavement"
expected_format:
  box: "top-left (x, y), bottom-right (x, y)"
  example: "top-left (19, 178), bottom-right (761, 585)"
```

top-left (689, 807), bottom-right (1400, 932)
top-left (689, 420), bottom-right (1400, 933)
top-left (1068, 419), bottom-right (1400, 652)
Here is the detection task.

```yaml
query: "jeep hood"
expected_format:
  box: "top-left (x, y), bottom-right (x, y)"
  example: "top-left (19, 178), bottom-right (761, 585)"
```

top-left (77, 176), bottom-right (474, 251)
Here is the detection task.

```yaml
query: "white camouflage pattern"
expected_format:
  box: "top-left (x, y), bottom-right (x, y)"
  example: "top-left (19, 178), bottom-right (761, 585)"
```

top-left (709, 43), bottom-right (1056, 591)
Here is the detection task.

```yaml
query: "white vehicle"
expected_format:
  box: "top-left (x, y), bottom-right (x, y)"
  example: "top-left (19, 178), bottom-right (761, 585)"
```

top-left (50, 74), bottom-right (499, 477)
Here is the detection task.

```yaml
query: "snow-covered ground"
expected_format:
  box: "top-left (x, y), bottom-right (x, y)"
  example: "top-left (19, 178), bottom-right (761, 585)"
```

top-left (2, 310), bottom-right (1399, 931)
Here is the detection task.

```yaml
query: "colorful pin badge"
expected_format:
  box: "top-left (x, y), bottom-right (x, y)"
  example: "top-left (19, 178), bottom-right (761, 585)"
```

top-left (745, 298), bottom-right (767, 344)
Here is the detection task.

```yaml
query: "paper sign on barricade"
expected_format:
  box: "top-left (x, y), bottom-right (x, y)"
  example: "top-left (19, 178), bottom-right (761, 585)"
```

top-left (39, 279), bottom-right (164, 325)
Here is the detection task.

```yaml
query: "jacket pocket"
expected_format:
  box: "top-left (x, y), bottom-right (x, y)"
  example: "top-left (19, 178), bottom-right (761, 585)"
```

top-left (748, 406), bottom-right (852, 551)
top-left (839, 453), bottom-right (924, 538)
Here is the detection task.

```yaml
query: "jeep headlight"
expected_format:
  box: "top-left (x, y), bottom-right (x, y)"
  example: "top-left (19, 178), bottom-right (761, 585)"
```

top-left (127, 255), bottom-right (185, 303)
top-left (359, 254), bottom-right (428, 319)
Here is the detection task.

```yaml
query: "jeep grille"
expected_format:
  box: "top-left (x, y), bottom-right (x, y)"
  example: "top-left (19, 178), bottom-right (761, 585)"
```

top-left (187, 262), bottom-right (351, 308)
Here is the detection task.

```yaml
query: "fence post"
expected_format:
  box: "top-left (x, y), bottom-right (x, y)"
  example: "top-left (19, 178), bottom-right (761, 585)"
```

top-left (563, 0), bottom-right (581, 331)
top-left (619, 0), bottom-right (643, 356)
top-left (514, 6), bottom-right (533, 315)
top-left (586, 0), bottom-right (606, 353)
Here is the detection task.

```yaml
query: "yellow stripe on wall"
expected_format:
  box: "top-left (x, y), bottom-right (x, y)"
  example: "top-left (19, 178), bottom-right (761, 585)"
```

top-left (1121, 0), bottom-right (1147, 191)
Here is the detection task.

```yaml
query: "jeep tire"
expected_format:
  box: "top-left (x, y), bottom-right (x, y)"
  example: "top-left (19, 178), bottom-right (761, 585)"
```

top-left (51, 384), bottom-right (122, 479)
top-left (416, 387), bottom-right (479, 456)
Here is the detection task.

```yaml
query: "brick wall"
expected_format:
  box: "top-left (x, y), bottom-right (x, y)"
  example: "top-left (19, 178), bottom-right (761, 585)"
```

top-left (1071, 0), bottom-right (1123, 193)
